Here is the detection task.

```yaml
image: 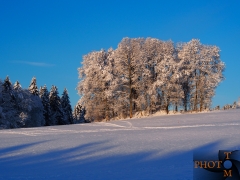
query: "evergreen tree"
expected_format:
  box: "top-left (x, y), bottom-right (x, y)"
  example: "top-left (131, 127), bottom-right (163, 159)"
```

top-left (0, 79), bottom-right (4, 126)
top-left (0, 76), bottom-right (19, 128)
top-left (13, 81), bottom-right (25, 126)
top-left (27, 77), bottom-right (45, 127)
top-left (39, 85), bottom-right (51, 126)
top-left (28, 77), bottom-right (39, 96)
top-left (13, 81), bottom-right (22, 91)
top-left (61, 88), bottom-right (73, 124)
top-left (49, 85), bottom-right (64, 125)
top-left (3, 76), bottom-right (14, 95)
top-left (13, 81), bottom-right (37, 127)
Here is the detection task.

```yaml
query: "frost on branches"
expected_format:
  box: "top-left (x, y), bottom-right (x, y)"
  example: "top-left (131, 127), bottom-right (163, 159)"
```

top-left (27, 78), bottom-right (45, 127)
top-left (1, 77), bottom-right (32, 128)
top-left (73, 101), bottom-right (86, 123)
top-left (0, 76), bottom-right (75, 129)
top-left (177, 39), bottom-right (225, 112)
top-left (77, 38), bottom-right (225, 122)
top-left (28, 77), bottom-right (39, 96)
top-left (237, 98), bottom-right (240, 108)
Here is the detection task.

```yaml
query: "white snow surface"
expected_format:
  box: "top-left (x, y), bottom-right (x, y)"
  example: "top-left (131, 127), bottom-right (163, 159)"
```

top-left (1, 109), bottom-right (240, 180)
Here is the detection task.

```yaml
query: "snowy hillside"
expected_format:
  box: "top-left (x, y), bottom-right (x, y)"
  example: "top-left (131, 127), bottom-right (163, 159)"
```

top-left (1, 109), bottom-right (240, 179)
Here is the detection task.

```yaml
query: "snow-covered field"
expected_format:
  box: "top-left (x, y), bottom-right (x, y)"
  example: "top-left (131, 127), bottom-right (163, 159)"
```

top-left (1, 109), bottom-right (240, 180)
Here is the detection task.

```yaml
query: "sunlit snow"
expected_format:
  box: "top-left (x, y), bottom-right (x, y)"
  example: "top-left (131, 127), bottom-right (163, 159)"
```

top-left (0, 109), bottom-right (240, 179)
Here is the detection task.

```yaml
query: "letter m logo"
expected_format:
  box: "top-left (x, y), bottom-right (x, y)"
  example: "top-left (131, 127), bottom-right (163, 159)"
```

top-left (223, 170), bottom-right (232, 177)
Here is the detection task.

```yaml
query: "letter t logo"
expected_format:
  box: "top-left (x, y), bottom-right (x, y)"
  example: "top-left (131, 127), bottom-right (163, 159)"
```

top-left (224, 152), bottom-right (232, 160)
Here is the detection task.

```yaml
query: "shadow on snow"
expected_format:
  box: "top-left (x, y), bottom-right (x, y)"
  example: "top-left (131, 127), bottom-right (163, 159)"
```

top-left (0, 139), bottom-right (239, 180)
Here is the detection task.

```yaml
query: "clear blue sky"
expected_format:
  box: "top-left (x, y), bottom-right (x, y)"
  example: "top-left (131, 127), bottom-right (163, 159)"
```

top-left (0, 0), bottom-right (239, 108)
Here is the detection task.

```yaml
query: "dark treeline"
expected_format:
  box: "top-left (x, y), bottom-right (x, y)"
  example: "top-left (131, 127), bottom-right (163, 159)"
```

top-left (0, 76), bottom-right (85, 129)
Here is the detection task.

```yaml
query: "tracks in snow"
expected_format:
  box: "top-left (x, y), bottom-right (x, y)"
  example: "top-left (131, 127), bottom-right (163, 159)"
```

top-left (1, 122), bottom-right (240, 137)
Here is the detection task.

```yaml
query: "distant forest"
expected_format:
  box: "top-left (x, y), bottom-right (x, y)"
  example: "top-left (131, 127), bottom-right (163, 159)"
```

top-left (0, 77), bottom-right (85, 129)
top-left (77, 38), bottom-right (226, 121)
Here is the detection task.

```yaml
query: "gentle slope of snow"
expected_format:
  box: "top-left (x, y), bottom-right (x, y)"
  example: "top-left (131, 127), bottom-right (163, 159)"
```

top-left (0, 109), bottom-right (240, 179)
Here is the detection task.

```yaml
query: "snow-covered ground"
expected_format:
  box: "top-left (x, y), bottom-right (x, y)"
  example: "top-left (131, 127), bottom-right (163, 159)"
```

top-left (1, 109), bottom-right (240, 179)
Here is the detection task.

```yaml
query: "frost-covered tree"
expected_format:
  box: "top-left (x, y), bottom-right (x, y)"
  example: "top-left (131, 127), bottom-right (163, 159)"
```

top-left (27, 77), bottom-right (45, 127)
top-left (0, 76), bottom-right (20, 128)
top-left (1, 76), bottom-right (73, 128)
top-left (13, 81), bottom-right (22, 90)
top-left (49, 85), bottom-right (64, 125)
top-left (28, 77), bottom-right (39, 96)
top-left (78, 50), bottom-right (103, 121)
top-left (73, 101), bottom-right (85, 123)
top-left (61, 88), bottom-right (73, 124)
top-left (138, 38), bottom-right (164, 114)
top-left (13, 81), bottom-right (29, 127)
top-left (77, 37), bottom-right (225, 121)
top-left (78, 48), bottom-right (115, 121)
top-left (15, 87), bottom-right (37, 127)
top-left (113, 38), bottom-right (145, 118)
top-left (2, 76), bottom-right (13, 92)
top-left (39, 85), bottom-right (51, 126)
top-left (196, 43), bottom-right (224, 111)
top-left (177, 39), bottom-right (224, 111)
top-left (150, 40), bottom-right (183, 114)
top-left (237, 98), bottom-right (240, 109)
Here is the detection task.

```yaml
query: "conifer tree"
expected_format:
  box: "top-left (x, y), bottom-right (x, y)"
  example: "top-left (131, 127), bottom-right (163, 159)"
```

top-left (27, 77), bottom-right (45, 127)
top-left (13, 81), bottom-right (22, 91)
top-left (0, 79), bottom-right (3, 122)
top-left (0, 76), bottom-right (19, 128)
top-left (13, 81), bottom-right (23, 118)
top-left (3, 76), bottom-right (14, 95)
top-left (28, 77), bottom-right (39, 96)
top-left (13, 80), bottom-right (33, 127)
top-left (49, 85), bottom-right (64, 125)
top-left (39, 85), bottom-right (51, 126)
top-left (61, 88), bottom-right (73, 124)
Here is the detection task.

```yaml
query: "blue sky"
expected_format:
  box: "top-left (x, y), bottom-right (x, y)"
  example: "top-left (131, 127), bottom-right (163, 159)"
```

top-left (0, 0), bottom-right (239, 108)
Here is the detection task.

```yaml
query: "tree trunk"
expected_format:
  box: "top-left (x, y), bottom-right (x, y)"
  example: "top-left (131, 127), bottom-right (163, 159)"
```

top-left (129, 88), bottom-right (133, 118)
top-left (200, 91), bottom-right (204, 112)
top-left (182, 80), bottom-right (189, 112)
top-left (166, 104), bottom-right (169, 114)
top-left (166, 96), bottom-right (170, 114)
top-left (128, 59), bottom-right (133, 118)
top-left (199, 77), bottom-right (204, 112)
top-left (194, 70), bottom-right (199, 111)
top-left (105, 98), bottom-right (109, 121)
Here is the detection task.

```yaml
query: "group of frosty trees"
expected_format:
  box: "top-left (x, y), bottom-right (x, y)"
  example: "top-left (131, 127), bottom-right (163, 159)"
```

top-left (78, 38), bottom-right (225, 121)
top-left (0, 76), bottom-right (83, 129)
